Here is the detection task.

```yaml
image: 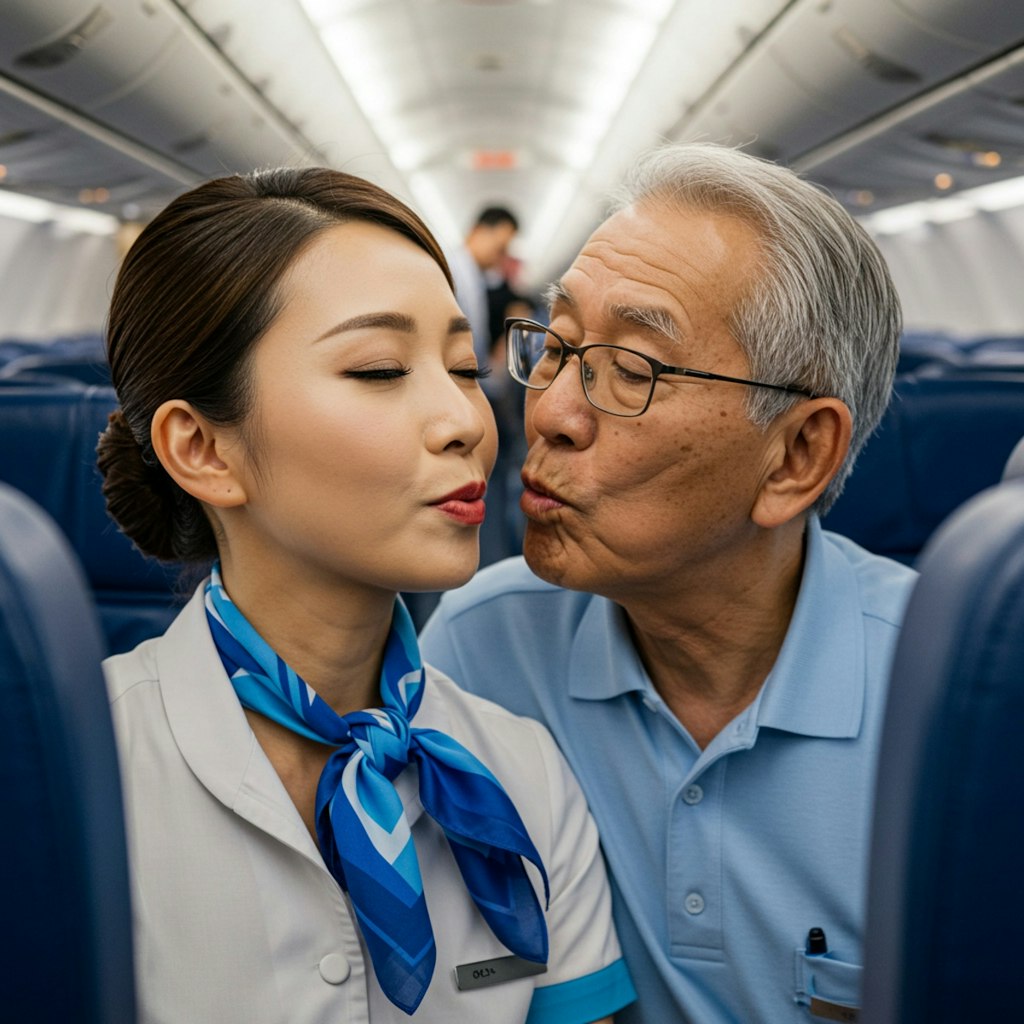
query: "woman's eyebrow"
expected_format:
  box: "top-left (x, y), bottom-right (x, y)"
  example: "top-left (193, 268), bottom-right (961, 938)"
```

top-left (314, 311), bottom-right (416, 342)
top-left (449, 315), bottom-right (472, 335)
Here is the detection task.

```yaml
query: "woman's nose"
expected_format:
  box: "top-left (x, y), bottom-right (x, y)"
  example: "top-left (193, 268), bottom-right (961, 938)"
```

top-left (426, 375), bottom-right (495, 456)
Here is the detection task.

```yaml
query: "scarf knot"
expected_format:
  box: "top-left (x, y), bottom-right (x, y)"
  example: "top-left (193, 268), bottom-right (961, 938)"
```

top-left (204, 565), bottom-right (549, 1016)
top-left (346, 706), bottom-right (413, 780)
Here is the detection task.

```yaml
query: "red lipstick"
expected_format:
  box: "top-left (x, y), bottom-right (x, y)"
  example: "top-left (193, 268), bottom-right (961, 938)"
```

top-left (432, 482), bottom-right (487, 525)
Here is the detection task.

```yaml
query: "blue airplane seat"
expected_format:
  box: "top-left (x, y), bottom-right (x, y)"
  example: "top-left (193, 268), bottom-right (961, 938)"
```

top-left (963, 333), bottom-right (1024, 355)
top-left (821, 371), bottom-right (1024, 563)
top-left (0, 352), bottom-right (112, 386)
top-left (0, 332), bottom-right (105, 368)
top-left (911, 350), bottom-right (1024, 377)
top-left (0, 371), bottom-right (90, 389)
top-left (1003, 435), bottom-right (1024, 481)
top-left (0, 383), bottom-right (182, 654)
top-left (861, 474), bottom-right (1024, 1023)
top-left (894, 332), bottom-right (968, 375)
top-left (0, 483), bottom-right (136, 1022)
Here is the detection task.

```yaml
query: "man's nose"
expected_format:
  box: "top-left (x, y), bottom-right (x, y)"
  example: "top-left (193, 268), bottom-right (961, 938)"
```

top-left (526, 355), bottom-right (597, 449)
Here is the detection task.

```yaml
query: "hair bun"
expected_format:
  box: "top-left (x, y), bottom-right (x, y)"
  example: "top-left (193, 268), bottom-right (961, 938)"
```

top-left (97, 409), bottom-right (181, 562)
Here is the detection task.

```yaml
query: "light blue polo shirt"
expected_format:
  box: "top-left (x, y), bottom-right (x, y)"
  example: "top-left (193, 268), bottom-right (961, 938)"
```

top-left (420, 519), bottom-right (917, 1024)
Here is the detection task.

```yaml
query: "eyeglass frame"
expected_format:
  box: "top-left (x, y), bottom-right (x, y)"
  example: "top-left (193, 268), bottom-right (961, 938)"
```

top-left (504, 317), bottom-right (813, 418)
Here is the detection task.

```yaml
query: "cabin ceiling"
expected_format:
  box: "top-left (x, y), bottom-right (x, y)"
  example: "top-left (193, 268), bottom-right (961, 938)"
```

top-left (0, 0), bottom-right (1022, 287)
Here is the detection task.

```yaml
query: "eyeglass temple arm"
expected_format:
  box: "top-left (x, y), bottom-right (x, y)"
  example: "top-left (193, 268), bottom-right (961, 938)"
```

top-left (670, 366), bottom-right (811, 396)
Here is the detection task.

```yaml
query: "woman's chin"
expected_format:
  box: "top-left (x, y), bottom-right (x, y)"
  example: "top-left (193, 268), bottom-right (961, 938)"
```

top-left (401, 555), bottom-right (481, 594)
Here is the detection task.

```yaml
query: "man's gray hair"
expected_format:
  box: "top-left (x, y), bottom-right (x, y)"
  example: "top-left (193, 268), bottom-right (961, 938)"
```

top-left (610, 142), bottom-right (902, 513)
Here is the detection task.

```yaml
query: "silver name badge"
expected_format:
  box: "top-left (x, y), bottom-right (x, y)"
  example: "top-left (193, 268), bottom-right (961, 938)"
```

top-left (454, 955), bottom-right (548, 991)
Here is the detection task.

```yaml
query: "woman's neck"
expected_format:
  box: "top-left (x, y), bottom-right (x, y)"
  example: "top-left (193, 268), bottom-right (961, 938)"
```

top-left (216, 555), bottom-right (396, 716)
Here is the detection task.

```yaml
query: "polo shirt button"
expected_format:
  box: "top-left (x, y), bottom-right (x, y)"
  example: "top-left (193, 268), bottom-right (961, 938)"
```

top-left (684, 892), bottom-right (705, 915)
top-left (682, 784), bottom-right (704, 805)
top-left (319, 953), bottom-right (351, 985)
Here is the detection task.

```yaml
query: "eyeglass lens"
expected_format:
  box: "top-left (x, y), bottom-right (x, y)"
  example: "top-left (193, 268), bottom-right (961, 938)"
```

top-left (509, 323), bottom-right (654, 415)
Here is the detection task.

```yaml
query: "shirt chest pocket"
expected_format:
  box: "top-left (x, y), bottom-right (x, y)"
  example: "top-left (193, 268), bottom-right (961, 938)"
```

top-left (794, 948), bottom-right (861, 1022)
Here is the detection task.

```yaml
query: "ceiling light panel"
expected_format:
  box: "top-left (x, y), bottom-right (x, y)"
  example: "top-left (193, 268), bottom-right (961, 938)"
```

top-left (184, 0), bottom-right (407, 194)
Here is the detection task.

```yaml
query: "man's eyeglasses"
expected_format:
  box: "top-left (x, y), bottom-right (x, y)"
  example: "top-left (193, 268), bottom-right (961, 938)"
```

top-left (505, 318), bottom-right (812, 418)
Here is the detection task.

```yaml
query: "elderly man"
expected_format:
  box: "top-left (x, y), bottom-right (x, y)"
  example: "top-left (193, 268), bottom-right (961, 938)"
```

top-left (420, 143), bottom-right (915, 1024)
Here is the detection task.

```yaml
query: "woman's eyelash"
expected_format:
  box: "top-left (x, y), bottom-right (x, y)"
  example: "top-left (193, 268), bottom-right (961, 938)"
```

top-left (344, 366), bottom-right (491, 382)
top-left (344, 367), bottom-right (411, 380)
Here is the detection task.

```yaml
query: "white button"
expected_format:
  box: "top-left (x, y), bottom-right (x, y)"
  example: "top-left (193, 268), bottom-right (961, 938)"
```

top-left (682, 784), bottom-right (704, 805)
top-left (319, 953), bottom-right (351, 985)
top-left (684, 892), bottom-right (705, 915)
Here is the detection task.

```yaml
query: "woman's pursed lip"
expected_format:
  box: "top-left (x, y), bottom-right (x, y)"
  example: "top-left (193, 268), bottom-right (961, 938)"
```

top-left (431, 481), bottom-right (486, 504)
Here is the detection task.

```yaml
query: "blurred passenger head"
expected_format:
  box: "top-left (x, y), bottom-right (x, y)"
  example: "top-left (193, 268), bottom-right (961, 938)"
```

top-left (609, 142), bottom-right (901, 511)
top-left (467, 206), bottom-right (519, 270)
top-left (98, 167), bottom-right (453, 564)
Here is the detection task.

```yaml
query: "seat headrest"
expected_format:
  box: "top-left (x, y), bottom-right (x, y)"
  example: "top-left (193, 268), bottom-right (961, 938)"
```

top-left (1003, 435), bottom-right (1024, 481)
top-left (0, 383), bottom-right (181, 652)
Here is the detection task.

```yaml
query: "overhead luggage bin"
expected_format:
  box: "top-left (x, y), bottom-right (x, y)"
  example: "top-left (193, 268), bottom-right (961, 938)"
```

top-left (0, 2), bottom-right (175, 107)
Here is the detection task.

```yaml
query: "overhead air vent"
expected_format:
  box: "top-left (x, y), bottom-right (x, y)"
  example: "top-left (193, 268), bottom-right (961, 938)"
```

top-left (171, 131), bottom-right (212, 155)
top-left (833, 26), bottom-right (922, 84)
top-left (0, 129), bottom-right (37, 148)
top-left (13, 6), bottom-right (113, 71)
top-left (924, 133), bottom-right (991, 154)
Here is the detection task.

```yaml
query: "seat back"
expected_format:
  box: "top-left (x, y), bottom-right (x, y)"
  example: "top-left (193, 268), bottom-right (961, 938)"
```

top-left (861, 476), bottom-right (1024, 1022)
top-left (0, 483), bottom-right (135, 1021)
top-left (0, 352), bottom-right (112, 386)
top-left (1002, 434), bottom-right (1024, 481)
top-left (0, 383), bottom-right (181, 653)
top-left (822, 371), bottom-right (1024, 562)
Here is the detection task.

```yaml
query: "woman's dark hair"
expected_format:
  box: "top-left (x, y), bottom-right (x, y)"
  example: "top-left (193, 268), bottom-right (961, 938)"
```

top-left (97, 167), bottom-right (452, 563)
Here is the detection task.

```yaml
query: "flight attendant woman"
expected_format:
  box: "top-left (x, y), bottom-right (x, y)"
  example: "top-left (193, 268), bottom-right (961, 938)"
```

top-left (96, 168), bottom-right (634, 1024)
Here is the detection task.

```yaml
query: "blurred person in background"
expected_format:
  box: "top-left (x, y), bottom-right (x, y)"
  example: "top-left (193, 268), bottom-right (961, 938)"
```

top-left (447, 205), bottom-right (519, 371)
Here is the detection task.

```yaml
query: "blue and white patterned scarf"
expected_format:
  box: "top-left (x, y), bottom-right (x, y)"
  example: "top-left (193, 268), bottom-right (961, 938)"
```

top-left (204, 564), bottom-right (548, 1015)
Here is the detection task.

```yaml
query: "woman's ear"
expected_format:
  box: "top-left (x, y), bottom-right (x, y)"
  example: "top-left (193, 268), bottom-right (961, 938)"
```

top-left (150, 399), bottom-right (248, 508)
top-left (752, 398), bottom-right (853, 529)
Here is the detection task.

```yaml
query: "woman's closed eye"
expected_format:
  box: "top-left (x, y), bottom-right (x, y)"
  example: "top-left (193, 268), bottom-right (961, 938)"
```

top-left (344, 365), bottom-right (411, 381)
top-left (451, 365), bottom-right (492, 381)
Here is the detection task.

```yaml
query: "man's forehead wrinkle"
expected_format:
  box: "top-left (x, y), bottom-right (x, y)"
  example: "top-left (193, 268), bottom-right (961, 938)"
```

top-left (575, 234), bottom-right (720, 304)
top-left (564, 245), bottom-right (703, 340)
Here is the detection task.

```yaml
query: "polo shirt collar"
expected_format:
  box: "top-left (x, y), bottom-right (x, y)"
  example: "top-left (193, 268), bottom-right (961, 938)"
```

top-left (568, 594), bottom-right (650, 702)
top-left (565, 518), bottom-right (865, 740)
top-left (754, 517), bottom-right (865, 738)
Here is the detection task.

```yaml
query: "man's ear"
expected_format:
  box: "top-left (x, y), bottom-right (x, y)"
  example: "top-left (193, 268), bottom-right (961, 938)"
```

top-left (752, 398), bottom-right (852, 529)
top-left (150, 399), bottom-right (248, 508)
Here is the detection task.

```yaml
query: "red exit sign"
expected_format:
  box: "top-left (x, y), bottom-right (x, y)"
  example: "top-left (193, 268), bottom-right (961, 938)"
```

top-left (471, 149), bottom-right (519, 170)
